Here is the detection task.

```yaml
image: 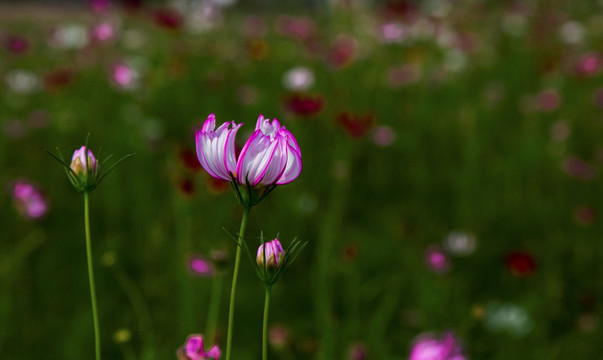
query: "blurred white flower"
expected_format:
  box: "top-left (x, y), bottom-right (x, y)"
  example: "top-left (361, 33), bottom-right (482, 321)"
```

top-left (559, 21), bottom-right (585, 45)
top-left (443, 49), bottom-right (467, 73)
top-left (484, 303), bottom-right (532, 337)
top-left (283, 67), bottom-right (315, 91)
top-left (5, 70), bottom-right (39, 94)
top-left (49, 23), bottom-right (88, 49)
top-left (443, 231), bottom-right (477, 256)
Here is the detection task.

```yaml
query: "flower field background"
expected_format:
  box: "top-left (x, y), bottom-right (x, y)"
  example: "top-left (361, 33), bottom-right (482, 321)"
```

top-left (2, 0), bottom-right (603, 359)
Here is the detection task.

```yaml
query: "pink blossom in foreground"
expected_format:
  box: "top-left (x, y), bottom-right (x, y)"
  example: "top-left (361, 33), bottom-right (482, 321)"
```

top-left (257, 238), bottom-right (285, 270)
top-left (12, 180), bottom-right (49, 220)
top-left (409, 332), bottom-right (466, 360)
top-left (195, 114), bottom-right (302, 187)
top-left (177, 334), bottom-right (221, 360)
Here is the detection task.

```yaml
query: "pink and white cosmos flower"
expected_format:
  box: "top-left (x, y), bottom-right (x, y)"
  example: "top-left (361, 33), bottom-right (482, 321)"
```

top-left (195, 114), bottom-right (301, 187)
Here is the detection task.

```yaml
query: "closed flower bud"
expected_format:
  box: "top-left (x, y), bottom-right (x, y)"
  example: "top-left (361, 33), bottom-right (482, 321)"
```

top-left (257, 238), bottom-right (284, 270)
top-left (70, 146), bottom-right (97, 176)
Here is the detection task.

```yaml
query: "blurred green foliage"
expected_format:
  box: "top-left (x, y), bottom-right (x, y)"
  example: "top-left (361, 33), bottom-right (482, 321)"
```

top-left (2, 1), bottom-right (603, 359)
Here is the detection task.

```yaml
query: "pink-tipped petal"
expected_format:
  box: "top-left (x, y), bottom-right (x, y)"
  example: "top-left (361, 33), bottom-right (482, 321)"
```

top-left (276, 142), bottom-right (302, 185)
top-left (196, 115), bottom-right (241, 181)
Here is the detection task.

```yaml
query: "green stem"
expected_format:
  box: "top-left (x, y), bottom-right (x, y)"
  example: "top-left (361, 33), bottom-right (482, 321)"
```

top-left (205, 274), bottom-right (224, 343)
top-left (84, 192), bottom-right (101, 360)
top-left (262, 285), bottom-right (272, 360)
top-left (224, 206), bottom-right (250, 360)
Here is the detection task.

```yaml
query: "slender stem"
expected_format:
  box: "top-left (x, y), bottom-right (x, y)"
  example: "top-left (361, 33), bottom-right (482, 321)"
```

top-left (205, 274), bottom-right (224, 343)
top-left (84, 192), bottom-right (101, 360)
top-left (224, 206), bottom-right (250, 360)
top-left (262, 285), bottom-right (272, 360)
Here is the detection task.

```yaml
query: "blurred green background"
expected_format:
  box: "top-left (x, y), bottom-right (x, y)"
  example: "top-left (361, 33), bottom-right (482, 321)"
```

top-left (2, 0), bottom-right (603, 359)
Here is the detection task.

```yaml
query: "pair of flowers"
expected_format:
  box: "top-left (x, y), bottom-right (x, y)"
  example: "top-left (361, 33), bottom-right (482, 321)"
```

top-left (195, 113), bottom-right (301, 188)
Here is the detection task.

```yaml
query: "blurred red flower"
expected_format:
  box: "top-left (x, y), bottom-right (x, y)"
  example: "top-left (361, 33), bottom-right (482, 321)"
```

top-left (505, 251), bottom-right (536, 277)
top-left (337, 112), bottom-right (375, 138)
top-left (284, 93), bottom-right (324, 117)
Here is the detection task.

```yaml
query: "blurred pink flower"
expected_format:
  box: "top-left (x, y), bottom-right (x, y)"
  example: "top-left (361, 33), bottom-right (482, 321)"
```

top-left (89, 0), bottom-right (111, 13)
top-left (424, 246), bottom-right (450, 273)
top-left (188, 255), bottom-right (214, 276)
top-left (177, 334), bottom-right (220, 360)
top-left (410, 332), bottom-right (465, 360)
top-left (387, 64), bottom-right (421, 88)
top-left (111, 62), bottom-right (137, 89)
top-left (90, 22), bottom-right (116, 42)
top-left (536, 89), bottom-right (560, 112)
top-left (563, 156), bottom-right (596, 180)
top-left (327, 35), bottom-right (358, 69)
top-left (268, 324), bottom-right (290, 349)
top-left (371, 126), bottom-right (396, 146)
top-left (379, 22), bottom-right (405, 43)
top-left (241, 15), bottom-right (267, 38)
top-left (12, 180), bottom-right (49, 220)
top-left (573, 53), bottom-right (601, 77)
top-left (276, 16), bottom-right (316, 41)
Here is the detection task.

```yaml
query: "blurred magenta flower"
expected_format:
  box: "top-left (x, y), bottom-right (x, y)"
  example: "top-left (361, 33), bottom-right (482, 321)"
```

top-left (257, 238), bottom-right (285, 270)
top-left (424, 245), bottom-right (450, 274)
top-left (154, 8), bottom-right (184, 31)
top-left (5, 35), bottom-right (29, 54)
top-left (195, 114), bottom-right (302, 187)
top-left (573, 53), bottom-right (601, 77)
top-left (188, 255), bottom-right (214, 276)
top-left (12, 180), bottom-right (49, 220)
top-left (71, 146), bottom-right (97, 177)
top-left (111, 62), bottom-right (137, 89)
top-left (89, 0), bottom-right (111, 13)
top-left (90, 22), bottom-right (116, 42)
top-left (177, 334), bottom-right (221, 360)
top-left (409, 332), bottom-right (466, 360)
